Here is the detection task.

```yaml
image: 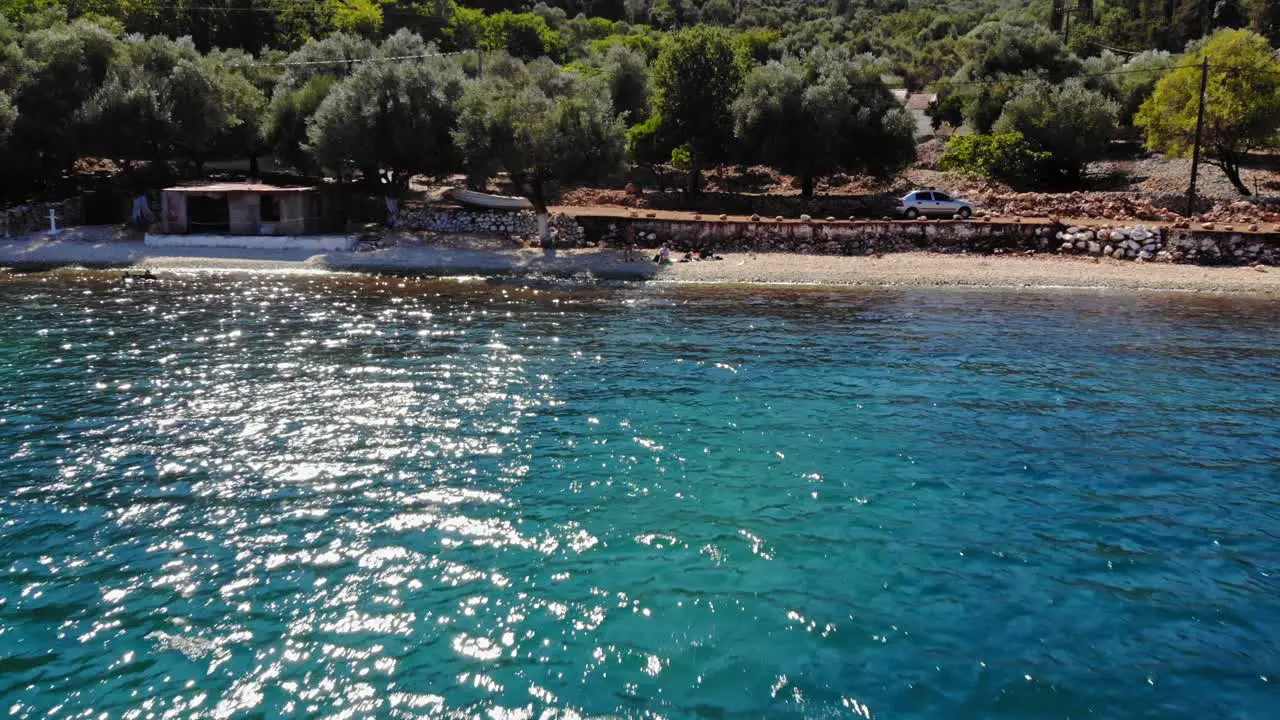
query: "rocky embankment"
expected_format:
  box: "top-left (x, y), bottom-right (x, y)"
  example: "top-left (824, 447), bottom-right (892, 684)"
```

top-left (1055, 224), bottom-right (1277, 264)
top-left (575, 215), bottom-right (1280, 267)
top-left (399, 207), bottom-right (587, 246)
top-left (966, 191), bottom-right (1280, 230)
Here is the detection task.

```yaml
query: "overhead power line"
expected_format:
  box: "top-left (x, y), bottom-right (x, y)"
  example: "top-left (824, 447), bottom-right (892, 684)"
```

top-left (923, 62), bottom-right (1205, 90)
top-left (226, 49), bottom-right (478, 68)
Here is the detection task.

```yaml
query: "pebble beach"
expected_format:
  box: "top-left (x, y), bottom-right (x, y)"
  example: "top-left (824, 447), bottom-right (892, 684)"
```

top-left (1, 235), bottom-right (1278, 295)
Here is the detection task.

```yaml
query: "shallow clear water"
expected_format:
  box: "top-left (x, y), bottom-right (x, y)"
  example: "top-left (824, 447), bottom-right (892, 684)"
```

top-left (1, 272), bottom-right (1278, 719)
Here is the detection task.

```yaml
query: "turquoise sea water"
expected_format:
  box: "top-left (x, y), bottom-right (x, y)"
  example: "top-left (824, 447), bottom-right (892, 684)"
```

top-left (1, 273), bottom-right (1278, 719)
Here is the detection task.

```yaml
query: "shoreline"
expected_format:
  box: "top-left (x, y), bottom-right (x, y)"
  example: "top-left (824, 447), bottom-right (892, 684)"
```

top-left (2, 236), bottom-right (1278, 296)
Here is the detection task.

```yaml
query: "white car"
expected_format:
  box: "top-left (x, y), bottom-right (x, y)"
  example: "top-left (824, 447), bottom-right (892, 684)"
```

top-left (898, 190), bottom-right (974, 219)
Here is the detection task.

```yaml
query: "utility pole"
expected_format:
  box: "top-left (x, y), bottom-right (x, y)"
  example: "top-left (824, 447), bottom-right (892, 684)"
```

top-left (1186, 58), bottom-right (1209, 216)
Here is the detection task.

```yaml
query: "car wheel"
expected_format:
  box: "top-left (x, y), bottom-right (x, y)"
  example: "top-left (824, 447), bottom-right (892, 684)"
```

top-left (958, 207), bottom-right (972, 219)
top-left (904, 208), bottom-right (919, 220)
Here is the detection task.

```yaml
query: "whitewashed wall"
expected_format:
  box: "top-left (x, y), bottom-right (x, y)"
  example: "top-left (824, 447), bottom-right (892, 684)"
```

top-left (144, 234), bottom-right (356, 252)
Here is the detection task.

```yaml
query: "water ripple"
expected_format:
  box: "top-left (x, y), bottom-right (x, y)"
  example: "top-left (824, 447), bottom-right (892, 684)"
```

top-left (0, 274), bottom-right (1278, 719)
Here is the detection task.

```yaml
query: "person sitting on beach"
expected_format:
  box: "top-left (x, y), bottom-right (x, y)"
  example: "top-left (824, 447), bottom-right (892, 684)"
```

top-left (680, 251), bottom-right (694, 263)
top-left (653, 245), bottom-right (672, 265)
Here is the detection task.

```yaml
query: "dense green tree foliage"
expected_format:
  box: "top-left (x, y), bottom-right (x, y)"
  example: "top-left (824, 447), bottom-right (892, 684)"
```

top-left (455, 55), bottom-right (625, 212)
top-left (1082, 49), bottom-right (1176, 125)
top-left (932, 21), bottom-right (1082, 134)
top-left (650, 25), bottom-right (742, 192)
top-left (0, 0), bottom-right (1276, 203)
top-left (1136, 28), bottom-right (1280, 194)
top-left (733, 50), bottom-right (914, 197)
top-left (992, 79), bottom-right (1119, 181)
top-left (308, 33), bottom-right (465, 194)
top-left (939, 132), bottom-right (1052, 185)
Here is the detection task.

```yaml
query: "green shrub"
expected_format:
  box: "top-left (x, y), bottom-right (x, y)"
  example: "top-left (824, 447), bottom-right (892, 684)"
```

top-left (939, 132), bottom-right (1051, 186)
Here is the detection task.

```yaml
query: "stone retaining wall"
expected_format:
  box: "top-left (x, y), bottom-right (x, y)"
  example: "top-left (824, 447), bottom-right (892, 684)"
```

top-left (3, 198), bottom-right (83, 236)
top-left (400, 207), bottom-right (587, 246)
top-left (402, 207), bottom-right (538, 235)
top-left (573, 215), bottom-right (1280, 266)
top-left (579, 217), bottom-right (1054, 255)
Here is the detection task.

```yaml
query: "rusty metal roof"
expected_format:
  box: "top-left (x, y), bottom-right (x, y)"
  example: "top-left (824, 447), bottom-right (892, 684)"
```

top-left (162, 183), bottom-right (316, 194)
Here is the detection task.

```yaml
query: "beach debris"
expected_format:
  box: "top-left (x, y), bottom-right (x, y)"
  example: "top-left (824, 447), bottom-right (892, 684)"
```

top-left (775, 215), bottom-right (784, 222)
top-left (719, 214), bottom-right (728, 221)
top-left (751, 214), bottom-right (761, 221)
top-left (799, 214), bottom-right (812, 222)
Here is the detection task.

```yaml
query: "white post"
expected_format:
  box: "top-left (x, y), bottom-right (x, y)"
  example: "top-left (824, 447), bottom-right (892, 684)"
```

top-left (48, 208), bottom-right (61, 236)
top-left (536, 213), bottom-right (549, 243)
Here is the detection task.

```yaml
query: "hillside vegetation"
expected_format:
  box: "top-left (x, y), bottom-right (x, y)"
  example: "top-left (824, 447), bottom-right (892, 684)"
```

top-left (0, 0), bottom-right (1276, 206)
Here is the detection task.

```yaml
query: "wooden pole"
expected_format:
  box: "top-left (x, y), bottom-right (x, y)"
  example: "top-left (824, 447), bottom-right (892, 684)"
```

top-left (1185, 58), bottom-right (1209, 216)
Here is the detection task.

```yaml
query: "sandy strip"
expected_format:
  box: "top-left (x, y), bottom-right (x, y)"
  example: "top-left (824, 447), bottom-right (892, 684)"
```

top-left (663, 252), bottom-right (1280, 295)
top-left (1, 237), bottom-right (1277, 295)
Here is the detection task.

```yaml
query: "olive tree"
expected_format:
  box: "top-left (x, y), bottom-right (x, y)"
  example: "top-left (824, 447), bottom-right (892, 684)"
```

top-left (931, 21), bottom-right (1082, 134)
top-left (160, 56), bottom-right (265, 175)
top-left (599, 43), bottom-right (649, 123)
top-left (307, 51), bottom-right (466, 195)
top-left (455, 56), bottom-right (625, 237)
top-left (266, 33), bottom-right (375, 170)
top-left (650, 25), bottom-right (743, 193)
top-left (9, 18), bottom-right (119, 182)
top-left (734, 51), bottom-right (915, 197)
top-left (993, 79), bottom-right (1119, 183)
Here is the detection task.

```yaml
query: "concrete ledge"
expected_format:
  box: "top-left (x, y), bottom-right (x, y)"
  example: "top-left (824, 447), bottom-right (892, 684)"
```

top-left (144, 233), bottom-right (356, 252)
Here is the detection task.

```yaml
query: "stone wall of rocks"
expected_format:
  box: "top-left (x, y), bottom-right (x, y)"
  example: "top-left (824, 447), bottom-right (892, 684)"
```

top-left (1161, 230), bottom-right (1279, 265)
top-left (575, 215), bottom-right (1280, 266)
top-left (548, 213), bottom-right (586, 247)
top-left (3, 198), bottom-right (83, 236)
top-left (402, 207), bottom-right (538, 236)
top-left (1055, 226), bottom-right (1163, 260)
top-left (579, 216), bottom-right (1056, 255)
top-left (400, 207), bottom-right (588, 247)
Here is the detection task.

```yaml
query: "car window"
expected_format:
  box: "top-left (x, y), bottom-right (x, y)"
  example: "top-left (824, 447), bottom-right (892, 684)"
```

top-left (933, 192), bottom-right (952, 201)
top-left (916, 192), bottom-right (933, 201)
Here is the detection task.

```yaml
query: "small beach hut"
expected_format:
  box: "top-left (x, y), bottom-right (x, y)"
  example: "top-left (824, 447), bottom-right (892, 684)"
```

top-left (159, 183), bottom-right (326, 236)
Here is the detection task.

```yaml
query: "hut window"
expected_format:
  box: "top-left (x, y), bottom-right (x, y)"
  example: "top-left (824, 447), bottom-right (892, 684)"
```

top-left (260, 195), bottom-right (280, 222)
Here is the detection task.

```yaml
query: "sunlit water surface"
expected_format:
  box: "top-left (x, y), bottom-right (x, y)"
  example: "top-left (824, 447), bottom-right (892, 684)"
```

top-left (1, 272), bottom-right (1278, 719)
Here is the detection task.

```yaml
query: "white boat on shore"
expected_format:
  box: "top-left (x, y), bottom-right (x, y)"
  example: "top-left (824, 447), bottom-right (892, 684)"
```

top-left (447, 188), bottom-right (535, 211)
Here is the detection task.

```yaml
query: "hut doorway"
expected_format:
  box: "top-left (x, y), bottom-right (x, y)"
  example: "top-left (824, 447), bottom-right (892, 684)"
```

top-left (186, 195), bottom-right (230, 233)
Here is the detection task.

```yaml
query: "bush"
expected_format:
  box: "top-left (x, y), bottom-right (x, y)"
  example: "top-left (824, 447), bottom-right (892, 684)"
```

top-left (939, 132), bottom-right (1051, 186)
top-left (993, 79), bottom-right (1118, 182)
